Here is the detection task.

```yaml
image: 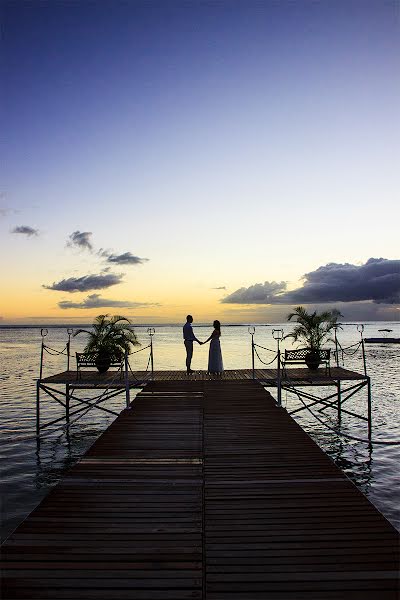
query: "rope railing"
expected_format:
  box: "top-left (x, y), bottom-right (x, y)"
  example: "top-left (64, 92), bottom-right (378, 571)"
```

top-left (253, 346), bottom-right (278, 367)
top-left (130, 344), bottom-right (151, 354)
top-left (253, 343), bottom-right (276, 353)
top-left (43, 344), bottom-right (69, 356)
top-left (335, 339), bottom-right (363, 359)
top-left (36, 328), bottom-right (156, 440)
top-left (127, 338), bottom-right (154, 382)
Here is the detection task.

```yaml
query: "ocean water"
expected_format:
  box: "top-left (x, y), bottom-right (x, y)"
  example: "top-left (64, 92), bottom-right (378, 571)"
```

top-left (1, 322), bottom-right (399, 541)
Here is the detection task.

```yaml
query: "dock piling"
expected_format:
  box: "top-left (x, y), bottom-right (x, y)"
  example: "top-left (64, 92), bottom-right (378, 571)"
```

top-left (35, 380), bottom-right (40, 436)
top-left (367, 375), bottom-right (372, 439)
top-left (272, 328), bottom-right (284, 407)
top-left (65, 383), bottom-right (70, 423)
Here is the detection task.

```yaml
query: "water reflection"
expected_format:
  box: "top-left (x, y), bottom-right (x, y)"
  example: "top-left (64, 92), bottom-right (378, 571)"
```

top-left (33, 423), bottom-right (106, 491)
top-left (325, 436), bottom-right (373, 494)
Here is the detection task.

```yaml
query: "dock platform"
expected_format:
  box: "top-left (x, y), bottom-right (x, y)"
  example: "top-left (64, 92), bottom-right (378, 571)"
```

top-left (40, 366), bottom-right (367, 386)
top-left (2, 380), bottom-right (399, 599)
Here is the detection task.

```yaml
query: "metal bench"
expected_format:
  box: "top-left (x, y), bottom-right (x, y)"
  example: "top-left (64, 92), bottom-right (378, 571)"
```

top-left (282, 348), bottom-right (331, 376)
top-left (76, 352), bottom-right (124, 380)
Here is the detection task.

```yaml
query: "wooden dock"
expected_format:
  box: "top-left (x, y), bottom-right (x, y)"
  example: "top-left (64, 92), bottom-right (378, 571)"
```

top-left (40, 366), bottom-right (368, 386)
top-left (2, 380), bottom-right (399, 599)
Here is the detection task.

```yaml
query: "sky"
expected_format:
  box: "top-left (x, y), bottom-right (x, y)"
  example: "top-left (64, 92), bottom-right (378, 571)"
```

top-left (1, 0), bottom-right (399, 324)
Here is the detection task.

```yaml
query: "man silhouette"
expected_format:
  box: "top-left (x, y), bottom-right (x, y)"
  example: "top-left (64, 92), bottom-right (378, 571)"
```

top-left (183, 315), bottom-right (202, 373)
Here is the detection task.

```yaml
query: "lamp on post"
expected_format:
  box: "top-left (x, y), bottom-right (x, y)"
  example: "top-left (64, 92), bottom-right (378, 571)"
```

top-left (37, 328), bottom-right (48, 438)
top-left (248, 326), bottom-right (256, 379)
top-left (332, 323), bottom-right (340, 368)
top-left (39, 329), bottom-right (48, 380)
top-left (272, 328), bottom-right (284, 407)
top-left (357, 324), bottom-right (367, 376)
top-left (147, 328), bottom-right (155, 377)
top-left (66, 328), bottom-right (73, 371)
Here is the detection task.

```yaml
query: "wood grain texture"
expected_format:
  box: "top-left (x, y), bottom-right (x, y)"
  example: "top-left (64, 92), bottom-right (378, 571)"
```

top-left (2, 380), bottom-right (399, 599)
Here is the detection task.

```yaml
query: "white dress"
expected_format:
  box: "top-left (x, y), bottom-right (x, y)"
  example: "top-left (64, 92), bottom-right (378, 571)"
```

top-left (208, 333), bottom-right (223, 373)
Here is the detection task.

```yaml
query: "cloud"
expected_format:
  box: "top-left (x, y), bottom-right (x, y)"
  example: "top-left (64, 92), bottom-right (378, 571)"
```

top-left (67, 231), bottom-right (93, 252)
top-left (11, 225), bottom-right (39, 237)
top-left (221, 258), bottom-right (400, 306)
top-left (43, 273), bottom-right (124, 293)
top-left (221, 281), bottom-right (287, 304)
top-left (283, 258), bottom-right (400, 305)
top-left (212, 286), bottom-right (227, 290)
top-left (99, 250), bottom-right (149, 265)
top-left (58, 293), bottom-right (159, 309)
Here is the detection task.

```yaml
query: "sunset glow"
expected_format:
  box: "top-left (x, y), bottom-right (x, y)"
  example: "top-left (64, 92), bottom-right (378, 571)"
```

top-left (1, 1), bottom-right (399, 324)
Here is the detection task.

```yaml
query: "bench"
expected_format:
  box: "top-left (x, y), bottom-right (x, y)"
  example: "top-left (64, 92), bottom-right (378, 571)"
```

top-left (282, 348), bottom-right (331, 376)
top-left (76, 352), bottom-right (124, 379)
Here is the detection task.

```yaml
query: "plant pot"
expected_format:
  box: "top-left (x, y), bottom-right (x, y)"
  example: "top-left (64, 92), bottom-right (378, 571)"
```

top-left (95, 353), bottom-right (111, 373)
top-left (305, 351), bottom-right (320, 371)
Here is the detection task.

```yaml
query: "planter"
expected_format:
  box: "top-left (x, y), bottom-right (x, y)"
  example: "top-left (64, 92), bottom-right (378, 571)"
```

top-left (305, 351), bottom-right (320, 371)
top-left (95, 353), bottom-right (111, 373)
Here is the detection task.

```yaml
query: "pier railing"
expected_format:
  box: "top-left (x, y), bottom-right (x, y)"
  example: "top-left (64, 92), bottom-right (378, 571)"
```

top-left (36, 327), bottom-right (156, 438)
top-left (249, 324), bottom-right (372, 439)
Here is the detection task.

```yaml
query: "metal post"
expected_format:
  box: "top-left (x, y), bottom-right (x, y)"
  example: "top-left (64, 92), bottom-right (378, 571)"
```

top-left (124, 352), bottom-right (130, 409)
top-left (357, 324), bottom-right (367, 376)
top-left (248, 327), bottom-right (255, 379)
top-left (39, 329), bottom-right (48, 380)
top-left (367, 376), bottom-right (372, 440)
top-left (334, 325), bottom-right (339, 368)
top-left (67, 328), bottom-right (73, 371)
top-left (361, 338), bottom-right (367, 376)
top-left (272, 329), bottom-right (284, 408)
top-left (147, 328), bottom-right (155, 379)
top-left (66, 384), bottom-right (70, 423)
top-left (36, 379), bottom-right (40, 436)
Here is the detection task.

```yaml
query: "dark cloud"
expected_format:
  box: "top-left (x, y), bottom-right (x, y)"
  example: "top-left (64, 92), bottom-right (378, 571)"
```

top-left (43, 273), bottom-right (123, 293)
top-left (11, 225), bottom-right (39, 237)
top-left (67, 231), bottom-right (93, 252)
top-left (99, 250), bottom-right (149, 265)
top-left (283, 258), bottom-right (400, 305)
top-left (58, 293), bottom-right (158, 310)
top-left (212, 286), bottom-right (227, 290)
top-left (221, 281), bottom-right (287, 304)
top-left (221, 259), bottom-right (400, 306)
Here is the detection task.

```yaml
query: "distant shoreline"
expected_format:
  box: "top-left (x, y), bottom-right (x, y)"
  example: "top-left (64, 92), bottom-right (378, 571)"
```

top-left (1, 321), bottom-right (399, 330)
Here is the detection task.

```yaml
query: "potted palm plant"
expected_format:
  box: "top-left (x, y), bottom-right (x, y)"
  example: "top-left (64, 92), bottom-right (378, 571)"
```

top-left (74, 314), bottom-right (140, 373)
top-left (285, 306), bottom-right (342, 370)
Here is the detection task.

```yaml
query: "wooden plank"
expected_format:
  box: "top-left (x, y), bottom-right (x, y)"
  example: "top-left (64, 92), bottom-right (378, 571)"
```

top-left (41, 366), bottom-right (367, 386)
top-left (2, 380), bottom-right (399, 600)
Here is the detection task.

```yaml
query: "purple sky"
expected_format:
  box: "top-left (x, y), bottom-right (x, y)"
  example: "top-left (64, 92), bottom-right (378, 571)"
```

top-left (1, 1), bottom-right (399, 323)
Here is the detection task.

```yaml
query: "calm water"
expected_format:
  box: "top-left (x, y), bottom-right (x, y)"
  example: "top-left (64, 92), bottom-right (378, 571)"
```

top-left (1, 322), bottom-right (399, 540)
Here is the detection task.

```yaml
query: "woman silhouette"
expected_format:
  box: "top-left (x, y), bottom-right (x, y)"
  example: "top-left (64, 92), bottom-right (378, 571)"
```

top-left (204, 320), bottom-right (224, 374)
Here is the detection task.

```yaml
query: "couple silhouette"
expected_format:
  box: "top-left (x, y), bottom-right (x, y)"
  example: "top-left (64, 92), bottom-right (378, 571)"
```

top-left (183, 315), bottom-right (224, 375)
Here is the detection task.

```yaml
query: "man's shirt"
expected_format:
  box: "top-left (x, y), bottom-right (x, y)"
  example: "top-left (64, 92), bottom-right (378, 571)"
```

top-left (183, 322), bottom-right (196, 342)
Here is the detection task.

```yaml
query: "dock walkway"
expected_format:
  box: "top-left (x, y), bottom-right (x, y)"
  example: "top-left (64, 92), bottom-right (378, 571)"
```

top-left (40, 366), bottom-right (367, 386)
top-left (2, 380), bottom-right (399, 599)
